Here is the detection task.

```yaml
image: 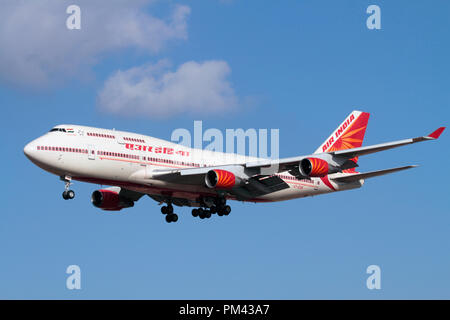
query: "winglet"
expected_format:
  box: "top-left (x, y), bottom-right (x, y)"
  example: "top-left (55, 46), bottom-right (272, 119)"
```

top-left (428, 127), bottom-right (446, 139)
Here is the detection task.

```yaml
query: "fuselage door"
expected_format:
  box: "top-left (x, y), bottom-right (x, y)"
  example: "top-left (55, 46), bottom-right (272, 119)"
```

top-left (138, 146), bottom-right (147, 167)
top-left (88, 144), bottom-right (96, 160)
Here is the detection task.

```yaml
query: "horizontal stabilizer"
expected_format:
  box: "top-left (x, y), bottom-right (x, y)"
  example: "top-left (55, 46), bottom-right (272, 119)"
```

top-left (331, 165), bottom-right (417, 183)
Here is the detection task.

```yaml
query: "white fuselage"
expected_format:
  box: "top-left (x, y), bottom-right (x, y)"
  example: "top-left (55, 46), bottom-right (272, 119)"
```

top-left (24, 125), bottom-right (363, 205)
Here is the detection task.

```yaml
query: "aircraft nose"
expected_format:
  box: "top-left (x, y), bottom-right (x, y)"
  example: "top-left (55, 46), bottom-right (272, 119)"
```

top-left (24, 141), bottom-right (36, 160)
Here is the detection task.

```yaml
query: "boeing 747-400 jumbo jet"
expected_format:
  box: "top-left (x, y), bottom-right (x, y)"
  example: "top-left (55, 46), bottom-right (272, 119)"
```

top-left (24, 111), bottom-right (445, 223)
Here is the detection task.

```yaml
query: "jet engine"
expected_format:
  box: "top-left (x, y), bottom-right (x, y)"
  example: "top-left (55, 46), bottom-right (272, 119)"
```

top-left (299, 157), bottom-right (331, 177)
top-left (91, 189), bottom-right (134, 211)
top-left (205, 169), bottom-right (240, 189)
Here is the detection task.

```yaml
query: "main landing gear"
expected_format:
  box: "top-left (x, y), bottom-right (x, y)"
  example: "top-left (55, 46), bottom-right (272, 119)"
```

top-left (61, 176), bottom-right (75, 200)
top-left (191, 197), bottom-right (231, 220)
top-left (161, 203), bottom-right (178, 223)
top-left (160, 197), bottom-right (231, 223)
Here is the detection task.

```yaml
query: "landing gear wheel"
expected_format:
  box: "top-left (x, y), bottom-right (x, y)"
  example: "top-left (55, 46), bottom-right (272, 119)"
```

top-left (62, 190), bottom-right (75, 200)
top-left (223, 205), bottom-right (231, 216)
top-left (205, 211), bottom-right (212, 219)
top-left (210, 206), bottom-right (217, 214)
top-left (192, 209), bottom-right (199, 217)
top-left (166, 213), bottom-right (178, 223)
top-left (61, 176), bottom-right (74, 200)
top-left (198, 208), bottom-right (206, 219)
top-left (161, 203), bottom-right (174, 215)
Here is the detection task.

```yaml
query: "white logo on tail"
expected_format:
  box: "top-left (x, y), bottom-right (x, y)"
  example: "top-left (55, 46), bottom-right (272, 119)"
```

top-left (322, 113), bottom-right (356, 152)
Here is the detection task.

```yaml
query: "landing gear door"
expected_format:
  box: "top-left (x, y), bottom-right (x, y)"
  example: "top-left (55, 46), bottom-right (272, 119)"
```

top-left (88, 144), bottom-right (96, 160)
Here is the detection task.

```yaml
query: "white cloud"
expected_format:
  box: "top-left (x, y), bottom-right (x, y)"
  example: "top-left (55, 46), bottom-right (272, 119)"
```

top-left (97, 60), bottom-right (238, 117)
top-left (0, 0), bottom-right (190, 89)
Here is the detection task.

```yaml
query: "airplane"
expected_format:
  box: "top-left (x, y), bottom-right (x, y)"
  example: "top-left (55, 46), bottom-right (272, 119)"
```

top-left (23, 111), bottom-right (445, 223)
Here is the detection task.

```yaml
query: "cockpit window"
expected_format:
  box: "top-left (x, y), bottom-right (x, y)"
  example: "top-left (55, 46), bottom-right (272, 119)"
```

top-left (49, 128), bottom-right (67, 132)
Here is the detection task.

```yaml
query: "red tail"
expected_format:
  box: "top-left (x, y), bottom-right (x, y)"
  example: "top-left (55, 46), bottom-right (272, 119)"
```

top-left (314, 111), bottom-right (370, 172)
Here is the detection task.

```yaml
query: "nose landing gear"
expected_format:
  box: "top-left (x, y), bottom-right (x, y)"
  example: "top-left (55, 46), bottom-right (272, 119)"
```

top-left (61, 176), bottom-right (75, 200)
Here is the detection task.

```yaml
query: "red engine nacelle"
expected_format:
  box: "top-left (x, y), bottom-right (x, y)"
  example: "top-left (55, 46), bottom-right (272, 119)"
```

top-left (299, 157), bottom-right (329, 177)
top-left (91, 189), bottom-right (134, 211)
top-left (205, 169), bottom-right (238, 189)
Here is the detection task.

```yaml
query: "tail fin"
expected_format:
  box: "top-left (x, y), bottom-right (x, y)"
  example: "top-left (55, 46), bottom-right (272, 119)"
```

top-left (314, 111), bottom-right (370, 171)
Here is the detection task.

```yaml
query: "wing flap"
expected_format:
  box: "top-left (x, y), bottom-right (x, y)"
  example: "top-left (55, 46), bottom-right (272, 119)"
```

top-left (233, 175), bottom-right (290, 199)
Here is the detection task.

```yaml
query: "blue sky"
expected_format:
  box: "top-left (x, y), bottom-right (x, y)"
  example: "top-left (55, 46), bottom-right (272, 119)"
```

top-left (1, 0), bottom-right (449, 299)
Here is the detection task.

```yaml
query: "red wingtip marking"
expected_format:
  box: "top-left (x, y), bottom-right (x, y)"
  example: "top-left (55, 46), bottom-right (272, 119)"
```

top-left (428, 127), bottom-right (446, 139)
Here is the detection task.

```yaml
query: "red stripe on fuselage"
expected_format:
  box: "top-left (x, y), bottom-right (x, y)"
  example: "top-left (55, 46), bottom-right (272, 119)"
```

top-left (319, 175), bottom-right (336, 191)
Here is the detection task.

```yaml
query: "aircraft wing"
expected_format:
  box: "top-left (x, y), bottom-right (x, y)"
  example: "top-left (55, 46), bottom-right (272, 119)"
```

top-left (102, 186), bottom-right (146, 201)
top-left (150, 128), bottom-right (445, 179)
top-left (232, 174), bottom-right (290, 199)
top-left (151, 167), bottom-right (208, 185)
top-left (245, 127), bottom-right (446, 170)
top-left (331, 127), bottom-right (445, 159)
top-left (151, 166), bottom-right (290, 198)
top-left (146, 127), bottom-right (444, 198)
top-left (119, 187), bottom-right (146, 202)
